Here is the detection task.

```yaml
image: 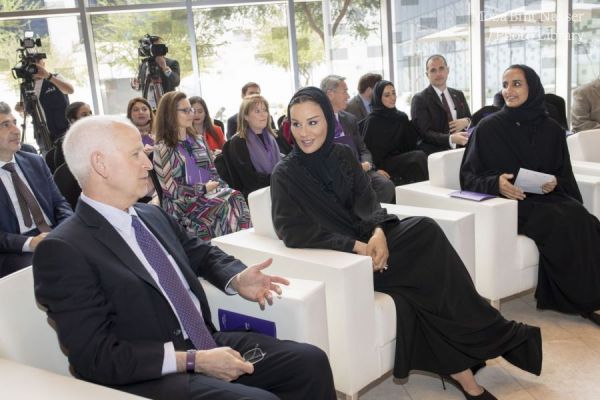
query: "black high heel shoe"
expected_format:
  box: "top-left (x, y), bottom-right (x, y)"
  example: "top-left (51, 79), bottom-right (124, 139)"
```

top-left (440, 375), bottom-right (497, 400)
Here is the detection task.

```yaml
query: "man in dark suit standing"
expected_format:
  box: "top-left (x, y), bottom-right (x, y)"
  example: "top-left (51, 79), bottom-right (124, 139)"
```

top-left (321, 75), bottom-right (395, 203)
top-left (33, 115), bottom-right (336, 400)
top-left (227, 82), bottom-right (262, 139)
top-left (345, 73), bottom-right (382, 121)
top-left (0, 102), bottom-right (72, 278)
top-left (411, 54), bottom-right (472, 155)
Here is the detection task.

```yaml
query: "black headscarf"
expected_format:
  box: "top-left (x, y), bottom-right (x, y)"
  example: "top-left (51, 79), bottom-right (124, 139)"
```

top-left (501, 64), bottom-right (548, 126)
top-left (287, 86), bottom-right (352, 206)
top-left (370, 80), bottom-right (407, 121)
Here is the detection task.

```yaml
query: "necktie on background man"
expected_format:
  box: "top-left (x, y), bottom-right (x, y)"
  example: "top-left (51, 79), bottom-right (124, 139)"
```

top-left (440, 92), bottom-right (454, 123)
top-left (131, 215), bottom-right (217, 350)
top-left (334, 117), bottom-right (345, 138)
top-left (2, 162), bottom-right (51, 232)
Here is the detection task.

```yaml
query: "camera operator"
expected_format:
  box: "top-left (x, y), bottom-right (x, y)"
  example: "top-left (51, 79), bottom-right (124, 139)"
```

top-left (132, 35), bottom-right (180, 109)
top-left (30, 56), bottom-right (74, 152)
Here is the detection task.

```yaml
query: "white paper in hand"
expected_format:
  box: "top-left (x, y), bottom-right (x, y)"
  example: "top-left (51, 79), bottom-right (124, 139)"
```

top-left (514, 168), bottom-right (554, 194)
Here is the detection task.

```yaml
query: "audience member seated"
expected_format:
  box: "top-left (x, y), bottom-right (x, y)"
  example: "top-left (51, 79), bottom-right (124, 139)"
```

top-left (571, 77), bottom-right (600, 132)
top-left (153, 91), bottom-right (251, 241)
top-left (461, 65), bottom-right (600, 326)
top-left (127, 97), bottom-right (155, 155)
top-left (33, 114), bottom-right (336, 400)
top-left (0, 101), bottom-right (72, 278)
top-left (227, 82), bottom-right (262, 139)
top-left (222, 95), bottom-right (281, 199)
top-left (345, 72), bottom-right (382, 121)
top-left (271, 87), bottom-right (542, 400)
top-left (189, 96), bottom-right (225, 156)
top-left (321, 75), bottom-right (395, 203)
top-left (54, 101), bottom-right (92, 169)
top-left (361, 80), bottom-right (428, 186)
top-left (411, 54), bottom-right (472, 155)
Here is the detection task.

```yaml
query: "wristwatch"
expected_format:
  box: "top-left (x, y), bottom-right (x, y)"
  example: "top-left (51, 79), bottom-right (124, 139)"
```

top-left (46, 72), bottom-right (56, 80)
top-left (186, 349), bottom-right (197, 373)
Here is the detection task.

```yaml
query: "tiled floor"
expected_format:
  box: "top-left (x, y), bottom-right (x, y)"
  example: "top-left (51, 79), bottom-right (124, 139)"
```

top-left (352, 291), bottom-right (600, 400)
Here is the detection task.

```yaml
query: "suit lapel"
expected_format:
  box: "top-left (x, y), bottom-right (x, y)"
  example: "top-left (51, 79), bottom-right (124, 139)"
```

top-left (0, 178), bottom-right (18, 225)
top-left (77, 201), bottom-right (161, 293)
top-left (426, 86), bottom-right (445, 112)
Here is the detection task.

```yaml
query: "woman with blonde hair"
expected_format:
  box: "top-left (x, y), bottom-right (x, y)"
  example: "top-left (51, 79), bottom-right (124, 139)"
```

top-left (222, 94), bottom-right (282, 198)
top-left (153, 91), bottom-right (251, 241)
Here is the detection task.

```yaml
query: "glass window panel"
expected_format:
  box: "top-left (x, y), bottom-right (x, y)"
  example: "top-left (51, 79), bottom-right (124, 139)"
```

top-left (571, 0), bottom-right (600, 89)
top-left (392, 0), bottom-right (471, 113)
top-left (87, 0), bottom-right (180, 7)
top-left (0, 15), bottom-right (91, 147)
top-left (0, 0), bottom-right (76, 11)
top-left (293, 0), bottom-right (384, 97)
top-left (483, 0), bottom-right (557, 105)
top-left (192, 3), bottom-right (293, 126)
top-left (90, 9), bottom-right (192, 114)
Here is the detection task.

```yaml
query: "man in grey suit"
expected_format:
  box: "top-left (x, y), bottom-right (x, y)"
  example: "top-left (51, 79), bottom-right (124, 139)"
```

top-left (345, 73), bottom-right (382, 121)
top-left (571, 77), bottom-right (600, 132)
top-left (33, 115), bottom-right (336, 400)
top-left (321, 75), bottom-right (395, 203)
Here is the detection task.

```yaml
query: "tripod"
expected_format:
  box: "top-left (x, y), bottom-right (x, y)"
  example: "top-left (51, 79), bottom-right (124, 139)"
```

top-left (141, 57), bottom-right (164, 109)
top-left (20, 79), bottom-right (52, 153)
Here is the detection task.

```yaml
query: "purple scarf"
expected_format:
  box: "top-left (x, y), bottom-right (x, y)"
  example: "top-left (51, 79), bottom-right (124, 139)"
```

top-left (177, 136), bottom-right (211, 185)
top-left (245, 128), bottom-right (281, 174)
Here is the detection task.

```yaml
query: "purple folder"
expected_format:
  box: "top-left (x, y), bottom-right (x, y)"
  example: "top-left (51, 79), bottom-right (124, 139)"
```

top-left (218, 309), bottom-right (277, 338)
top-left (449, 190), bottom-right (495, 202)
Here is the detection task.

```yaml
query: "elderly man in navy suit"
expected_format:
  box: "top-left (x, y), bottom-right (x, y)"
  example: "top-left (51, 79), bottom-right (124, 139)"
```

top-left (33, 115), bottom-right (336, 400)
top-left (0, 102), bottom-right (72, 277)
top-left (411, 54), bottom-right (472, 155)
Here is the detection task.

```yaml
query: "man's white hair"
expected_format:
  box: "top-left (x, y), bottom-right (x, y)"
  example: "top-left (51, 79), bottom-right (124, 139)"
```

top-left (63, 115), bottom-right (138, 188)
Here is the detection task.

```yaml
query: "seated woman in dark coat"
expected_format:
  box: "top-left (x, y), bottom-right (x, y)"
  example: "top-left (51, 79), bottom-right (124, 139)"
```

top-left (222, 95), bottom-right (282, 199)
top-left (361, 80), bottom-right (428, 185)
top-left (461, 64), bottom-right (600, 325)
top-left (271, 87), bottom-right (543, 400)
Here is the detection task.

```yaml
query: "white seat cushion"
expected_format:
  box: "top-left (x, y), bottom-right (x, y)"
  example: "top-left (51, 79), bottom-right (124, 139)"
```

top-left (373, 292), bottom-right (396, 346)
top-left (516, 236), bottom-right (539, 270)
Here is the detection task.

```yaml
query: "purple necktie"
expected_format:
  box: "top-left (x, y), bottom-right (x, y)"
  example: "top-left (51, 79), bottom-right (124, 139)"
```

top-left (131, 215), bottom-right (217, 350)
top-left (334, 117), bottom-right (344, 138)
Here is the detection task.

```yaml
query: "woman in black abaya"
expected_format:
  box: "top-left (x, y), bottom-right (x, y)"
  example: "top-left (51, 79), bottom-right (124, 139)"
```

top-left (361, 80), bottom-right (428, 185)
top-left (271, 87), bottom-right (543, 400)
top-left (461, 65), bottom-right (600, 323)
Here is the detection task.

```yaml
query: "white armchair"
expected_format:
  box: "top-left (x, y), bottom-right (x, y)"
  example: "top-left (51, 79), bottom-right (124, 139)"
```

top-left (0, 266), bottom-right (324, 398)
top-left (212, 186), bottom-right (475, 399)
top-left (395, 148), bottom-right (600, 309)
top-left (568, 129), bottom-right (600, 176)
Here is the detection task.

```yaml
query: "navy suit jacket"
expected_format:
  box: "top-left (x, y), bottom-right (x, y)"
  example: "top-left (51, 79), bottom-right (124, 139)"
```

top-left (410, 85), bottom-right (471, 153)
top-left (0, 151), bottom-right (72, 253)
top-left (33, 201), bottom-right (245, 386)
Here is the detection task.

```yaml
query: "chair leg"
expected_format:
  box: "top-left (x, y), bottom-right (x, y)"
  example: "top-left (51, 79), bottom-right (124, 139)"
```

top-left (491, 299), bottom-right (501, 310)
top-left (336, 391), bottom-right (359, 400)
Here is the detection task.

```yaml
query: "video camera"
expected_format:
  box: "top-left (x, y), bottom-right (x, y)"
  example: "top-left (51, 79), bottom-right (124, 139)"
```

top-left (138, 34), bottom-right (168, 58)
top-left (11, 32), bottom-right (47, 81)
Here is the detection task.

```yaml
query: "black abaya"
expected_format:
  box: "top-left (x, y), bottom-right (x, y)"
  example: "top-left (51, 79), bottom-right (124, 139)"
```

top-left (361, 80), bottom-right (428, 185)
top-left (271, 143), bottom-right (542, 378)
top-left (460, 111), bottom-right (600, 314)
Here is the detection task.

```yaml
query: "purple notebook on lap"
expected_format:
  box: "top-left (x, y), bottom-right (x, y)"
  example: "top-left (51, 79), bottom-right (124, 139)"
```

top-left (449, 190), bottom-right (495, 202)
